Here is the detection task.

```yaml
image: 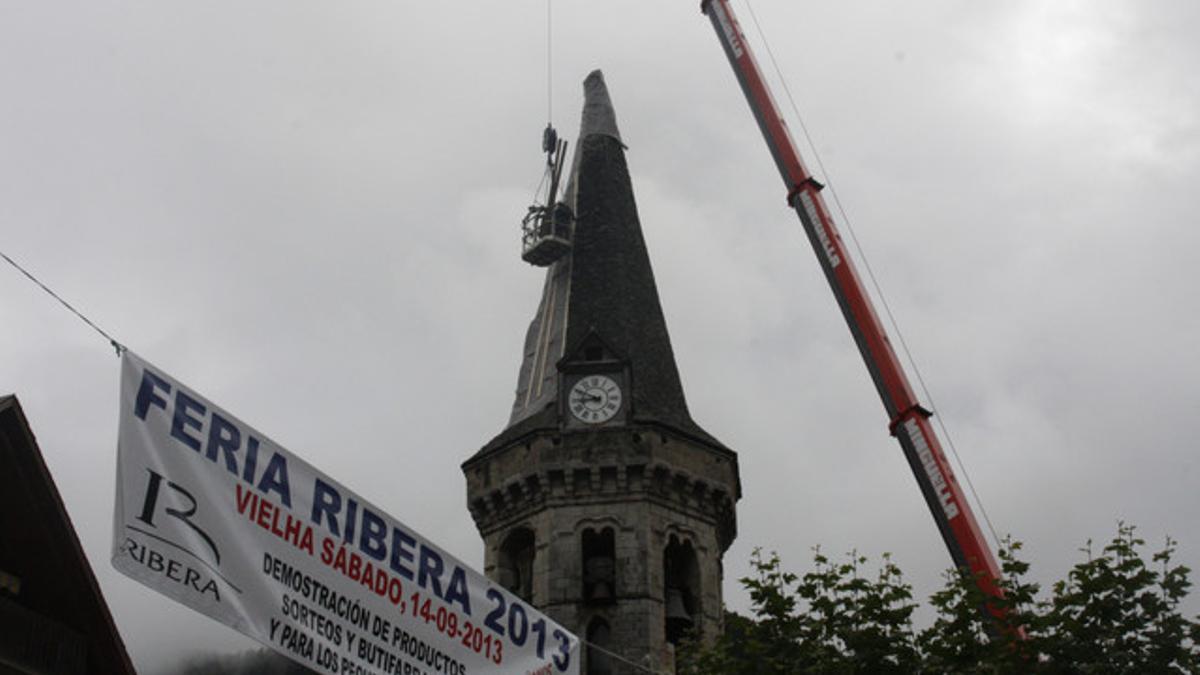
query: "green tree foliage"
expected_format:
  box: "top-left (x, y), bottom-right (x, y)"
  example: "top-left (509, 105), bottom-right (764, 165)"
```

top-left (1041, 524), bottom-right (1200, 673)
top-left (679, 548), bottom-right (920, 674)
top-left (919, 538), bottom-right (1045, 673)
top-left (682, 524), bottom-right (1200, 674)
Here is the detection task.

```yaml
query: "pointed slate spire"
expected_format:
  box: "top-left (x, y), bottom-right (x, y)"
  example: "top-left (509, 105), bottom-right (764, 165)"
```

top-left (477, 71), bottom-right (723, 457)
top-left (576, 69), bottom-right (623, 145)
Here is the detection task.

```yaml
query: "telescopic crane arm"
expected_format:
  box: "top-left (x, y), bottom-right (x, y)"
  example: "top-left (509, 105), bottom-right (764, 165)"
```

top-left (700, 0), bottom-right (1006, 610)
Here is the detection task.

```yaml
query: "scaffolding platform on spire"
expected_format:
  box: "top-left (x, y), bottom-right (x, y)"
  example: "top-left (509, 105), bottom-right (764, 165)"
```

top-left (521, 125), bottom-right (573, 266)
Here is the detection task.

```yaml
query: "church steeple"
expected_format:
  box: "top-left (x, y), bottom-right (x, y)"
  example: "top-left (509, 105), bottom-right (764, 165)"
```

top-left (463, 71), bottom-right (740, 673)
top-left (481, 70), bottom-right (722, 457)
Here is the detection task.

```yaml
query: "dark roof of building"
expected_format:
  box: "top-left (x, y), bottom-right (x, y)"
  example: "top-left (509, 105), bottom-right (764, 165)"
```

top-left (0, 394), bottom-right (138, 675)
top-left (470, 71), bottom-right (729, 462)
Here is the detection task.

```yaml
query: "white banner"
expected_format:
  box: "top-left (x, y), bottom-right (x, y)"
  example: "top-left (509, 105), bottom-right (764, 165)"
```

top-left (113, 351), bottom-right (579, 674)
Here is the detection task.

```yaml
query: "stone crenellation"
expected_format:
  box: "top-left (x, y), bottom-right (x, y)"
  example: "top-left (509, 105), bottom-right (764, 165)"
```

top-left (466, 427), bottom-right (738, 551)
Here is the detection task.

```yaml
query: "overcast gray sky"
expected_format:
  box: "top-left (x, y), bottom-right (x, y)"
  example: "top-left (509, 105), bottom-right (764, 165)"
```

top-left (3, 1), bottom-right (1199, 672)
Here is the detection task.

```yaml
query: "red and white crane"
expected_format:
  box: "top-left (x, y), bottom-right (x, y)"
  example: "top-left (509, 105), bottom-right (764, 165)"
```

top-left (701, 0), bottom-right (1008, 616)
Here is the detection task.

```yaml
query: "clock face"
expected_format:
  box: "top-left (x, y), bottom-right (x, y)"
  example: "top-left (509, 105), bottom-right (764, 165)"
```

top-left (568, 375), bottom-right (623, 424)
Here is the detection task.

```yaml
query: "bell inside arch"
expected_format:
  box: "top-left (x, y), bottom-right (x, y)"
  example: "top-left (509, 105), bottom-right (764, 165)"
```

top-left (588, 579), bottom-right (613, 602)
top-left (585, 555), bottom-right (615, 604)
top-left (496, 567), bottom-right (518, 591)
top-left (663, 536), bottom-right (701, 645)
top-left (664, 587), bottom-right (693, 626)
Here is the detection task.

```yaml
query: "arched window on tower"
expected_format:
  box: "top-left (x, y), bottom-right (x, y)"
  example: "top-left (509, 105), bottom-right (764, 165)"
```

top-left (586, 617), bottom-right (614, 675)
top-left (581, 527), bottom-right (616, 605)
top-left (497, 528), bottom-right (535, 603)
top-left (663, 536), bottom-right (700, 645)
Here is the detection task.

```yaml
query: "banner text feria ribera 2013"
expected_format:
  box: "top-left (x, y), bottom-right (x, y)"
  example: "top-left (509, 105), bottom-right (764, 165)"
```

top-left (113, 350), bottom-right (579, 675)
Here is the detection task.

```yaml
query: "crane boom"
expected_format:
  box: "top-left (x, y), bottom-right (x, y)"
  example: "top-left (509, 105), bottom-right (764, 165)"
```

top-left (700, 0), bottom-right (1006, 607)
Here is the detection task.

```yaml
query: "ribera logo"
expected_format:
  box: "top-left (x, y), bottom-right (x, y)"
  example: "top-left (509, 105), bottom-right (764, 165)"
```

top-left (120, 468), bottom-right (236, 602)
top-left (134, 469), bottom-right (221, 565)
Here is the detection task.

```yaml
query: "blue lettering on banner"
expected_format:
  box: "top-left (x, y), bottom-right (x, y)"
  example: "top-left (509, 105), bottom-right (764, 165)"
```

top-left (256, 454), bottom-right (292, 508)
top-left (134, 369), bottom-right (171, 419)
top-left (390, 527), bottom-right (417, 581)
top-left (307, 477), bottom-right (475, 616)
top-left (171, 390), bottom-right (206, 452)
top-left (361, 510), bottom-right (388, 561)
top-left (132, 367), bottom-right (292, 507)
top-left (206, 413), bottom-right (241, 473)
top-left (311, 478), bottom-right (343, 537)
top-left (133, 364), bottom-right (479, 616)
top-left (344, 498), bottom-right (359, 544)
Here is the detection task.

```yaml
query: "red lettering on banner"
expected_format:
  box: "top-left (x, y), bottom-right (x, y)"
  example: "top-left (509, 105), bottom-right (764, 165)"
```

top-left (235, 484), bottom-right (315, 555)
top-left (320, 537), bottom-right (405, 604)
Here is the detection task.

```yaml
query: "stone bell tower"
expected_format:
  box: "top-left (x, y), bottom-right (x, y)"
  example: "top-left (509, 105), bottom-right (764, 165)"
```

top-left (462, 71), bottom-right (740, 673)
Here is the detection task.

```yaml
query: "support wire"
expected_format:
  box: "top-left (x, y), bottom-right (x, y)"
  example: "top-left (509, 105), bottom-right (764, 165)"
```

top-left (578, 639), bottom-right (671, 675)
top-left (1, 249), bottom-right (124, 355)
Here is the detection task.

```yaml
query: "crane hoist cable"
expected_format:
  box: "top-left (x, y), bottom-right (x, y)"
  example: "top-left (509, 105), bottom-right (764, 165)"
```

top-left (529, 0), bottom-right (559, 207)
top-left (542, 0), bottom-right (560, 180)
top-left (519, 0), bottom-right (572, 267)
